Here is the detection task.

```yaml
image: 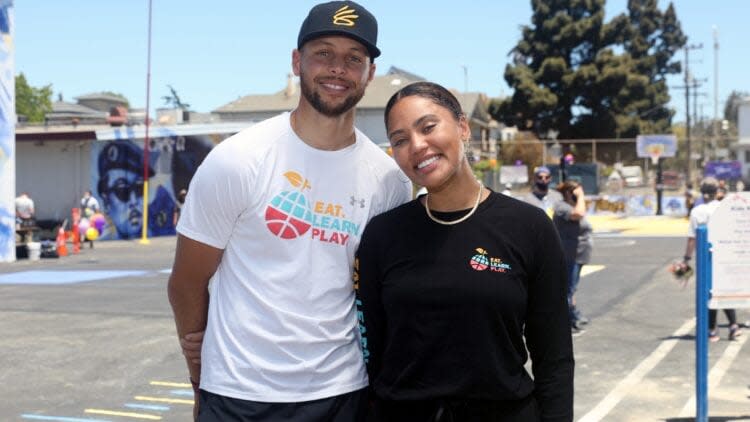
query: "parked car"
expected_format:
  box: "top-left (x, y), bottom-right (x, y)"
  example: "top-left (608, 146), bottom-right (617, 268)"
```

top-left (620, 166), bottom-right (644, 187)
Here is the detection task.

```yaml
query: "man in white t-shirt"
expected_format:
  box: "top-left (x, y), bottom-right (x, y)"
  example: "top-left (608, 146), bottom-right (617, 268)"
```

top-left (15, 192), bottom-right (35, 227)
top-left (679, 176), bottom-right (742, 342)
top-left (80, 190), bottom-right (100, 218)
top-left (167, 2), bottom-right (411, 420)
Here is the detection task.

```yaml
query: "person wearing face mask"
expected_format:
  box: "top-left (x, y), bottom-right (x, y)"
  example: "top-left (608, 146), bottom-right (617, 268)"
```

top-left (553, 180), bottom-right (592, 333)
top-left (522, 166), bottom-right (563, 217)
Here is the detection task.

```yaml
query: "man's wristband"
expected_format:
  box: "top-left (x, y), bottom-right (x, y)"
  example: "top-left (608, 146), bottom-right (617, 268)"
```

top-left (683, 255), bottom-right (691, 262)
top-left (190, 377), bottom-right (200, 393)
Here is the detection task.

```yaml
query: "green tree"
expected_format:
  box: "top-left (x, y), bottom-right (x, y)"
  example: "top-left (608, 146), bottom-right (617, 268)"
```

top-left (15, 72), bottom-right (53, 123)
top-left (621, 0), bottom-right (686, 135)
top-left (724, 90), bottom-right (749, 127)
top-left (491, 0), bottom-right (686, 140)
top-left (491, 0), bottom-right (635, 139)
top-left (161, 85), bottom-right (190, 110)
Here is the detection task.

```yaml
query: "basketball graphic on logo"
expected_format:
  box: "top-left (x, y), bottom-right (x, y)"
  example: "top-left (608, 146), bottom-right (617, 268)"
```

top-left (469, 247), bottom-right (489, 271)
top-left (265, 191), bottom-right (313, 239)
top-left (265, 171), bottom-right (314, 239)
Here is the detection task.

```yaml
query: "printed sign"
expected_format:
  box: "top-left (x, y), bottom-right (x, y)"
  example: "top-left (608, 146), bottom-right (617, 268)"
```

top-left (708, 192), bottom-right (750, 309)
top-left (704, 160), bottom-right (742, 181)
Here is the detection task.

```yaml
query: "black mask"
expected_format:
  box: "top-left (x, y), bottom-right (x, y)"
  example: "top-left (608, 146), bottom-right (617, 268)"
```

top-left (535, 181), bottom-right (549, 191)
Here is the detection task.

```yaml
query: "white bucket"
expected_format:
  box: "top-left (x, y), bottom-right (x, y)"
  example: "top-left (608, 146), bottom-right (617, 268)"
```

top-left (26, 242), bottom-right (41, 261)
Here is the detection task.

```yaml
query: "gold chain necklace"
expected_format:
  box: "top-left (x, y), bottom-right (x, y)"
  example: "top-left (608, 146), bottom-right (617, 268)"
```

top-left (425, 181), bottom-right (484, 225)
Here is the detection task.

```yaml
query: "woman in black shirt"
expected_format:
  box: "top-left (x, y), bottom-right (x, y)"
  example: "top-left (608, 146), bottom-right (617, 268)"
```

top-left (355, 82), bottom-right (573, 421)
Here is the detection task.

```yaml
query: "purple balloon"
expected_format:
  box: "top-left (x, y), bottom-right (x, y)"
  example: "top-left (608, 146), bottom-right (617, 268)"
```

top-left (93, 216), bottom-right (106, 233)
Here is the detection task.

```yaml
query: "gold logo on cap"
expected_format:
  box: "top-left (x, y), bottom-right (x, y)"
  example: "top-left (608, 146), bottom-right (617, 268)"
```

top-left (332, 5), bottom-right (358, 27)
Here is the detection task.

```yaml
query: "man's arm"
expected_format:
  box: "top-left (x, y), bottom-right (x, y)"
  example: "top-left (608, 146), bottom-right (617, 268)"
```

top-left (684, 237), bottom-right (696, 261)
top-left (167, 234), bottom-right (223, 386)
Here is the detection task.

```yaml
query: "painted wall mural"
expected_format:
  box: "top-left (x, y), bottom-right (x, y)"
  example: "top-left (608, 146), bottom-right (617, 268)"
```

top-left (90, 133), bottom-right (216, 240)
top-left (0, 1), bottom-right (14, 261)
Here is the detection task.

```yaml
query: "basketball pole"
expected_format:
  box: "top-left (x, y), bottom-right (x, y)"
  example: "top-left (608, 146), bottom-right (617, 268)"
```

top-left (654, 154), bottom-right (663, 216)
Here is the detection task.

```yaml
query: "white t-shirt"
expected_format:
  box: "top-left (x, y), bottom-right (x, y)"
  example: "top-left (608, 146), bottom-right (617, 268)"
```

top-left (688, 199), bottom-right (720, 237)
top-left (177, 112), bottom-right (412, 402)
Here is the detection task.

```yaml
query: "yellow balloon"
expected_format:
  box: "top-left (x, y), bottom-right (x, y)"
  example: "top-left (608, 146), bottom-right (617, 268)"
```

top-left (85, 227), bottom-right (99, 241)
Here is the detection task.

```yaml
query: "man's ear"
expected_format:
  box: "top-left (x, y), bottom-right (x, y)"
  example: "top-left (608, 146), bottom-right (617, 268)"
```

top-left (292, 49), bottom-right (301, 76)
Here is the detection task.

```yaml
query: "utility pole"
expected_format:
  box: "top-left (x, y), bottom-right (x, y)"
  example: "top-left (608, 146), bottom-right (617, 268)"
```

top-left (682, 43), bottom-right (703, 185)
top-left (692, 78), bottom-right (708, 161)
top-left (713, 26), bottom-right (720, 152)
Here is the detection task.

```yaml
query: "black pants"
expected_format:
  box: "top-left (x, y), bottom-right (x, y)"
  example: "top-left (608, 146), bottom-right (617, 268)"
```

top-left (198, 388), bottom-right (367, 422)
top-left (709, 308), bottom-right (738, 331)
top-left (371, 395), bottom-right (540, 422)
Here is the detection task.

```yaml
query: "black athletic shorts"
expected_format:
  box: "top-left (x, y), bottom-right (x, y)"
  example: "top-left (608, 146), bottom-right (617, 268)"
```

top-left (197, 388), bottom-right (368, 422)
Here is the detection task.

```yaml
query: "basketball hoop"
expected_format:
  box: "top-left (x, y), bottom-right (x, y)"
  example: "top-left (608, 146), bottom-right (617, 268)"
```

top-left (646, 144), bottom-right (664, 165)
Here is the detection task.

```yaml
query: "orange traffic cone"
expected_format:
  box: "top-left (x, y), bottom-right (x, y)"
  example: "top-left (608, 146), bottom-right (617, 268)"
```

top-left (56, 227), bottom-right (68, 257)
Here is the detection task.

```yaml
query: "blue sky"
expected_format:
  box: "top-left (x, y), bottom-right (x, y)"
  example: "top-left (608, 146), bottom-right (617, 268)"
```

top-left (13, 1), bottom-right (750, 124)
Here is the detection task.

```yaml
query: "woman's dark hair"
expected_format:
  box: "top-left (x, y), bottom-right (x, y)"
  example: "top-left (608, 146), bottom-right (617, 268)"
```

top-left (556, 180), bottom-right (580, 197)
top-left (384, 81), bottom-right (464, 131)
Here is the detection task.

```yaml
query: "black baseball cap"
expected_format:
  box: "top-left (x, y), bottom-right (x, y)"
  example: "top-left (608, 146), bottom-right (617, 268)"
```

top-left (297, 1), bottom-right (380, 59)
top-left (98, 141), bottom-right (155, 178)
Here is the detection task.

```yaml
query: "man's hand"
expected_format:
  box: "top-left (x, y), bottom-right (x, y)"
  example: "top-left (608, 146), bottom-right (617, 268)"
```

top-left (182, 330), bottom-right (205, 421)
top-left (181, 330), bottom-right (205, 365)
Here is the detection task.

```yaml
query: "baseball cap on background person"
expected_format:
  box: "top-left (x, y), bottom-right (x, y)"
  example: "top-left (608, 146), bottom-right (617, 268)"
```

top-left (534, 166), bottom-right (552, 177)
top-left (298, 1), bottom-right (380, 59)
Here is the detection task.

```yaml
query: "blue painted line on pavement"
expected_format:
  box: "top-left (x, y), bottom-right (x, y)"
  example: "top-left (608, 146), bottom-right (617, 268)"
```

top-left (124, 403), bottom-right (170, 411)
top-left (21, 414), bottom-right (111, 422)
top-left (0, 270), bottom-right (148, 285)
top-left (169, 389), bottom-right (194, 397)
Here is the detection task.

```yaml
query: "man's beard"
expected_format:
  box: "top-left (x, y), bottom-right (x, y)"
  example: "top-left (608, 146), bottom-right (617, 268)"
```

top-left (535, 182), bottom-right (549, 192)
top-left (299, 71), bottom-right (365, 117)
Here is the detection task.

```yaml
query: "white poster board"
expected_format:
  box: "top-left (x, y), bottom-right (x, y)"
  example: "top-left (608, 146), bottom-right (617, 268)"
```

top-left (499, 165), bottom-right (528, 184)
top-left (708, 192), bottom-right (750, 309)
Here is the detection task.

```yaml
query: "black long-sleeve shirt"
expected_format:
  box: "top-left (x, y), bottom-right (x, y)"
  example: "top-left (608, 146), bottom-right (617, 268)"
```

top-left (354, 192), bottom-right (574, 421)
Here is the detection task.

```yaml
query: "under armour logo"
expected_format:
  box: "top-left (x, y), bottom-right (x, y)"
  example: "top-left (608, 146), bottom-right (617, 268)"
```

top-left (350, 196), bottom-right (365, 208)
top-left (332, 5), bottom-right (358, 27)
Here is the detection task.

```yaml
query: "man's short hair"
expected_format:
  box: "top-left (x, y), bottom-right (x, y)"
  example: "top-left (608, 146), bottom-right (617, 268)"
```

top-left (700, 176), bottom-right (719, 195)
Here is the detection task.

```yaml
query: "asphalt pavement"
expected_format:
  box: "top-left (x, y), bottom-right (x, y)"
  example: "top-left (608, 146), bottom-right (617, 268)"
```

top-left (1, 220), bottom-right (749, 421)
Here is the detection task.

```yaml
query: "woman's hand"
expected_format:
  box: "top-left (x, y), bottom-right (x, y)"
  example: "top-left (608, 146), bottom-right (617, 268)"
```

top-left (573, 185), bottom-right (584, 199)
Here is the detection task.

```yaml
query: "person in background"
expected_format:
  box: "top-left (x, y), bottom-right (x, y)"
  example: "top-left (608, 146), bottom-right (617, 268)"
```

top-left (80, 190), bottom-right (100, 218)
top-left (678, 177), bottom-right (742, 342)
top-left (355, 81), bottom-right (573, 421)
top-left (14, 192), bottom-right (35, 227)
top-left (716, 178), bottom-right (728, 200)
top-left (553, 180), bottom-right (593, 332)
top-left (684, 182), bottom-right (696, 217)
top-left (522, 166), bottom-right (563, 217)
top-left (168, 2), bottom-right (412, 420)
top-left (173, 188), bottom-right (187, 226)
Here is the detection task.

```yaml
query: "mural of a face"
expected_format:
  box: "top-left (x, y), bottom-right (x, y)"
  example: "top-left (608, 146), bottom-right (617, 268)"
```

top-left (102, 168), bottom-right (144, 239)
top-left (96, 141), bottom-right (153, 240)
